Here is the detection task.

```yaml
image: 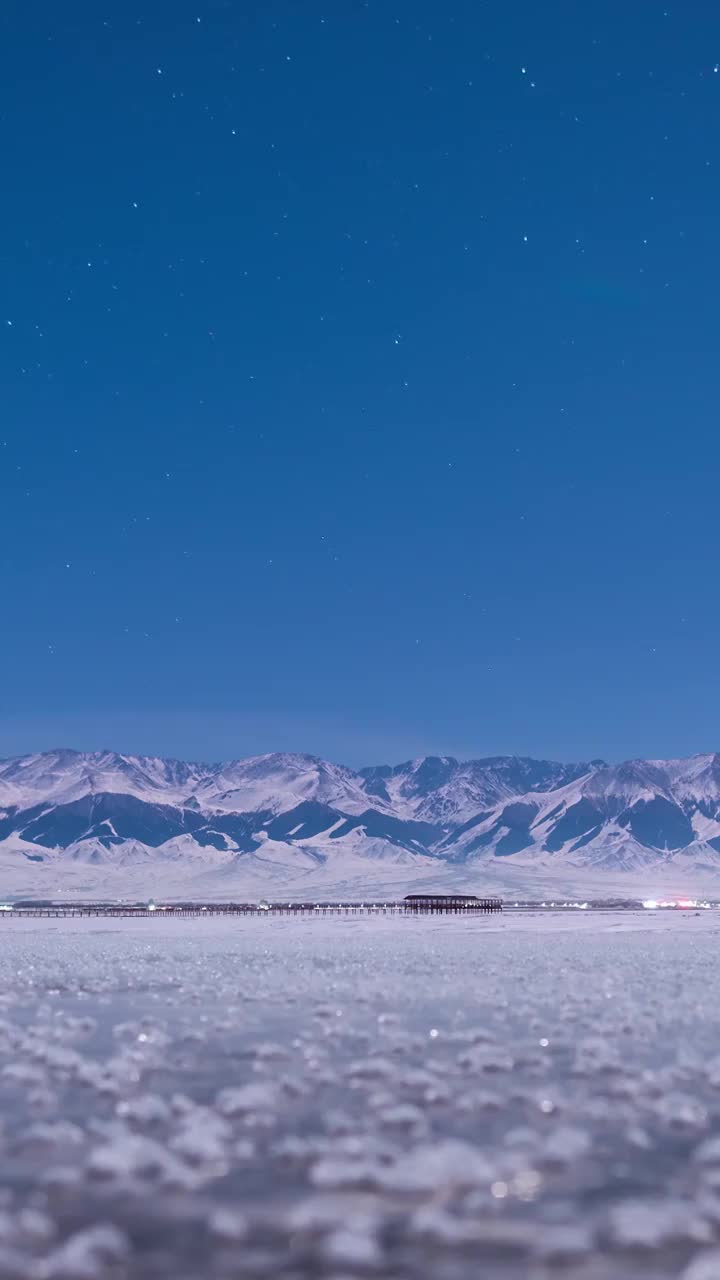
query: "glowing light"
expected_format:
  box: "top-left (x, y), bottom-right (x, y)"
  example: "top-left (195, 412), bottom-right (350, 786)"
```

top-left (642, 899), bottom-right (658, 910)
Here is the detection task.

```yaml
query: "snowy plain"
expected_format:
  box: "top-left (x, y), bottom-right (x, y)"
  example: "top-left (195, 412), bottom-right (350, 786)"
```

top-left (1, 912), bottom-right (720, 1278)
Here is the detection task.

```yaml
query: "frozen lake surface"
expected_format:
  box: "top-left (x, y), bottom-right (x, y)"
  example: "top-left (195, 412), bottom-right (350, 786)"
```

top-left (1, 911), bottom-right (720, 1279)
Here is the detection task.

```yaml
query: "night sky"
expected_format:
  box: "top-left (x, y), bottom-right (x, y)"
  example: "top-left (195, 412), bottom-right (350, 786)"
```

top-left (2, 0), bottom-right (720, 768)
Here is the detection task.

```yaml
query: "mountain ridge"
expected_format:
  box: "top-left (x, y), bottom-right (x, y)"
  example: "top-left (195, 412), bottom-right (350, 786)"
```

top-left (4, 748), bottom-right (720, 896)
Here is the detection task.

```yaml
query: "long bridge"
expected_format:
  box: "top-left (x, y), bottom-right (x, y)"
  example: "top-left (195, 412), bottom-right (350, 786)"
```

top-left (0, 896), bottom-right (503, 920)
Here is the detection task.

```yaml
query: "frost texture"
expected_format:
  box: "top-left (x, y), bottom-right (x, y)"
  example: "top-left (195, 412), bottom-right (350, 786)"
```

top-left (0, 911), bottom-right (720, 1277)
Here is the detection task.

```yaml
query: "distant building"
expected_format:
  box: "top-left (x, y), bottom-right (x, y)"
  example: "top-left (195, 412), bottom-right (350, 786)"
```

top-left (403, 894), bottom-right (502, 912)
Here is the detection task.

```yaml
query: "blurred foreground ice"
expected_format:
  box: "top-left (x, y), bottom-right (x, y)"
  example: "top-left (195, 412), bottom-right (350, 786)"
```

top-left (1, 911), bottom-right (720, 1278)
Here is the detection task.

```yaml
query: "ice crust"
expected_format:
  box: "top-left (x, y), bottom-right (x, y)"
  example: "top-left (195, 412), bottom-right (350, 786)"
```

top-left (0, 911), bottom-right (719, 1277)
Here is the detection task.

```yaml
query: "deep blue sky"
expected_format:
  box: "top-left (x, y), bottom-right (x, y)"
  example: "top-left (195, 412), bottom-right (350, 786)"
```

top-left (2, 0), bottom-right (720, 768)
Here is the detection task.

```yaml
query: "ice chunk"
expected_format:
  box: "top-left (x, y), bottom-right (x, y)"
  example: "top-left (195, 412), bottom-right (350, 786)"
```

top-left (381, 1140), bottom-right (494, 1193)
top-left (607, 1200), bottom-right (713, 1249)
top-left (541, 1126), bottom-right (591, 1166)
top-left (216, 1083), bottom-right (280, 1116)
top-left (322, 1225), bottom-right (382, 1269)
top-left (207, 1207), bottom-right (248, 1242)
top-left (683, 1250), bottom-right (720, 1280)
top-left (39, 1224), bottom-right (129, 1279)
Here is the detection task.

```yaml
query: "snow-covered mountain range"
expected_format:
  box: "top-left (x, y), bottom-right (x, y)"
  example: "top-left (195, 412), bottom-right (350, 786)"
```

top-left (4, 748), bottom-right (720, 898)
